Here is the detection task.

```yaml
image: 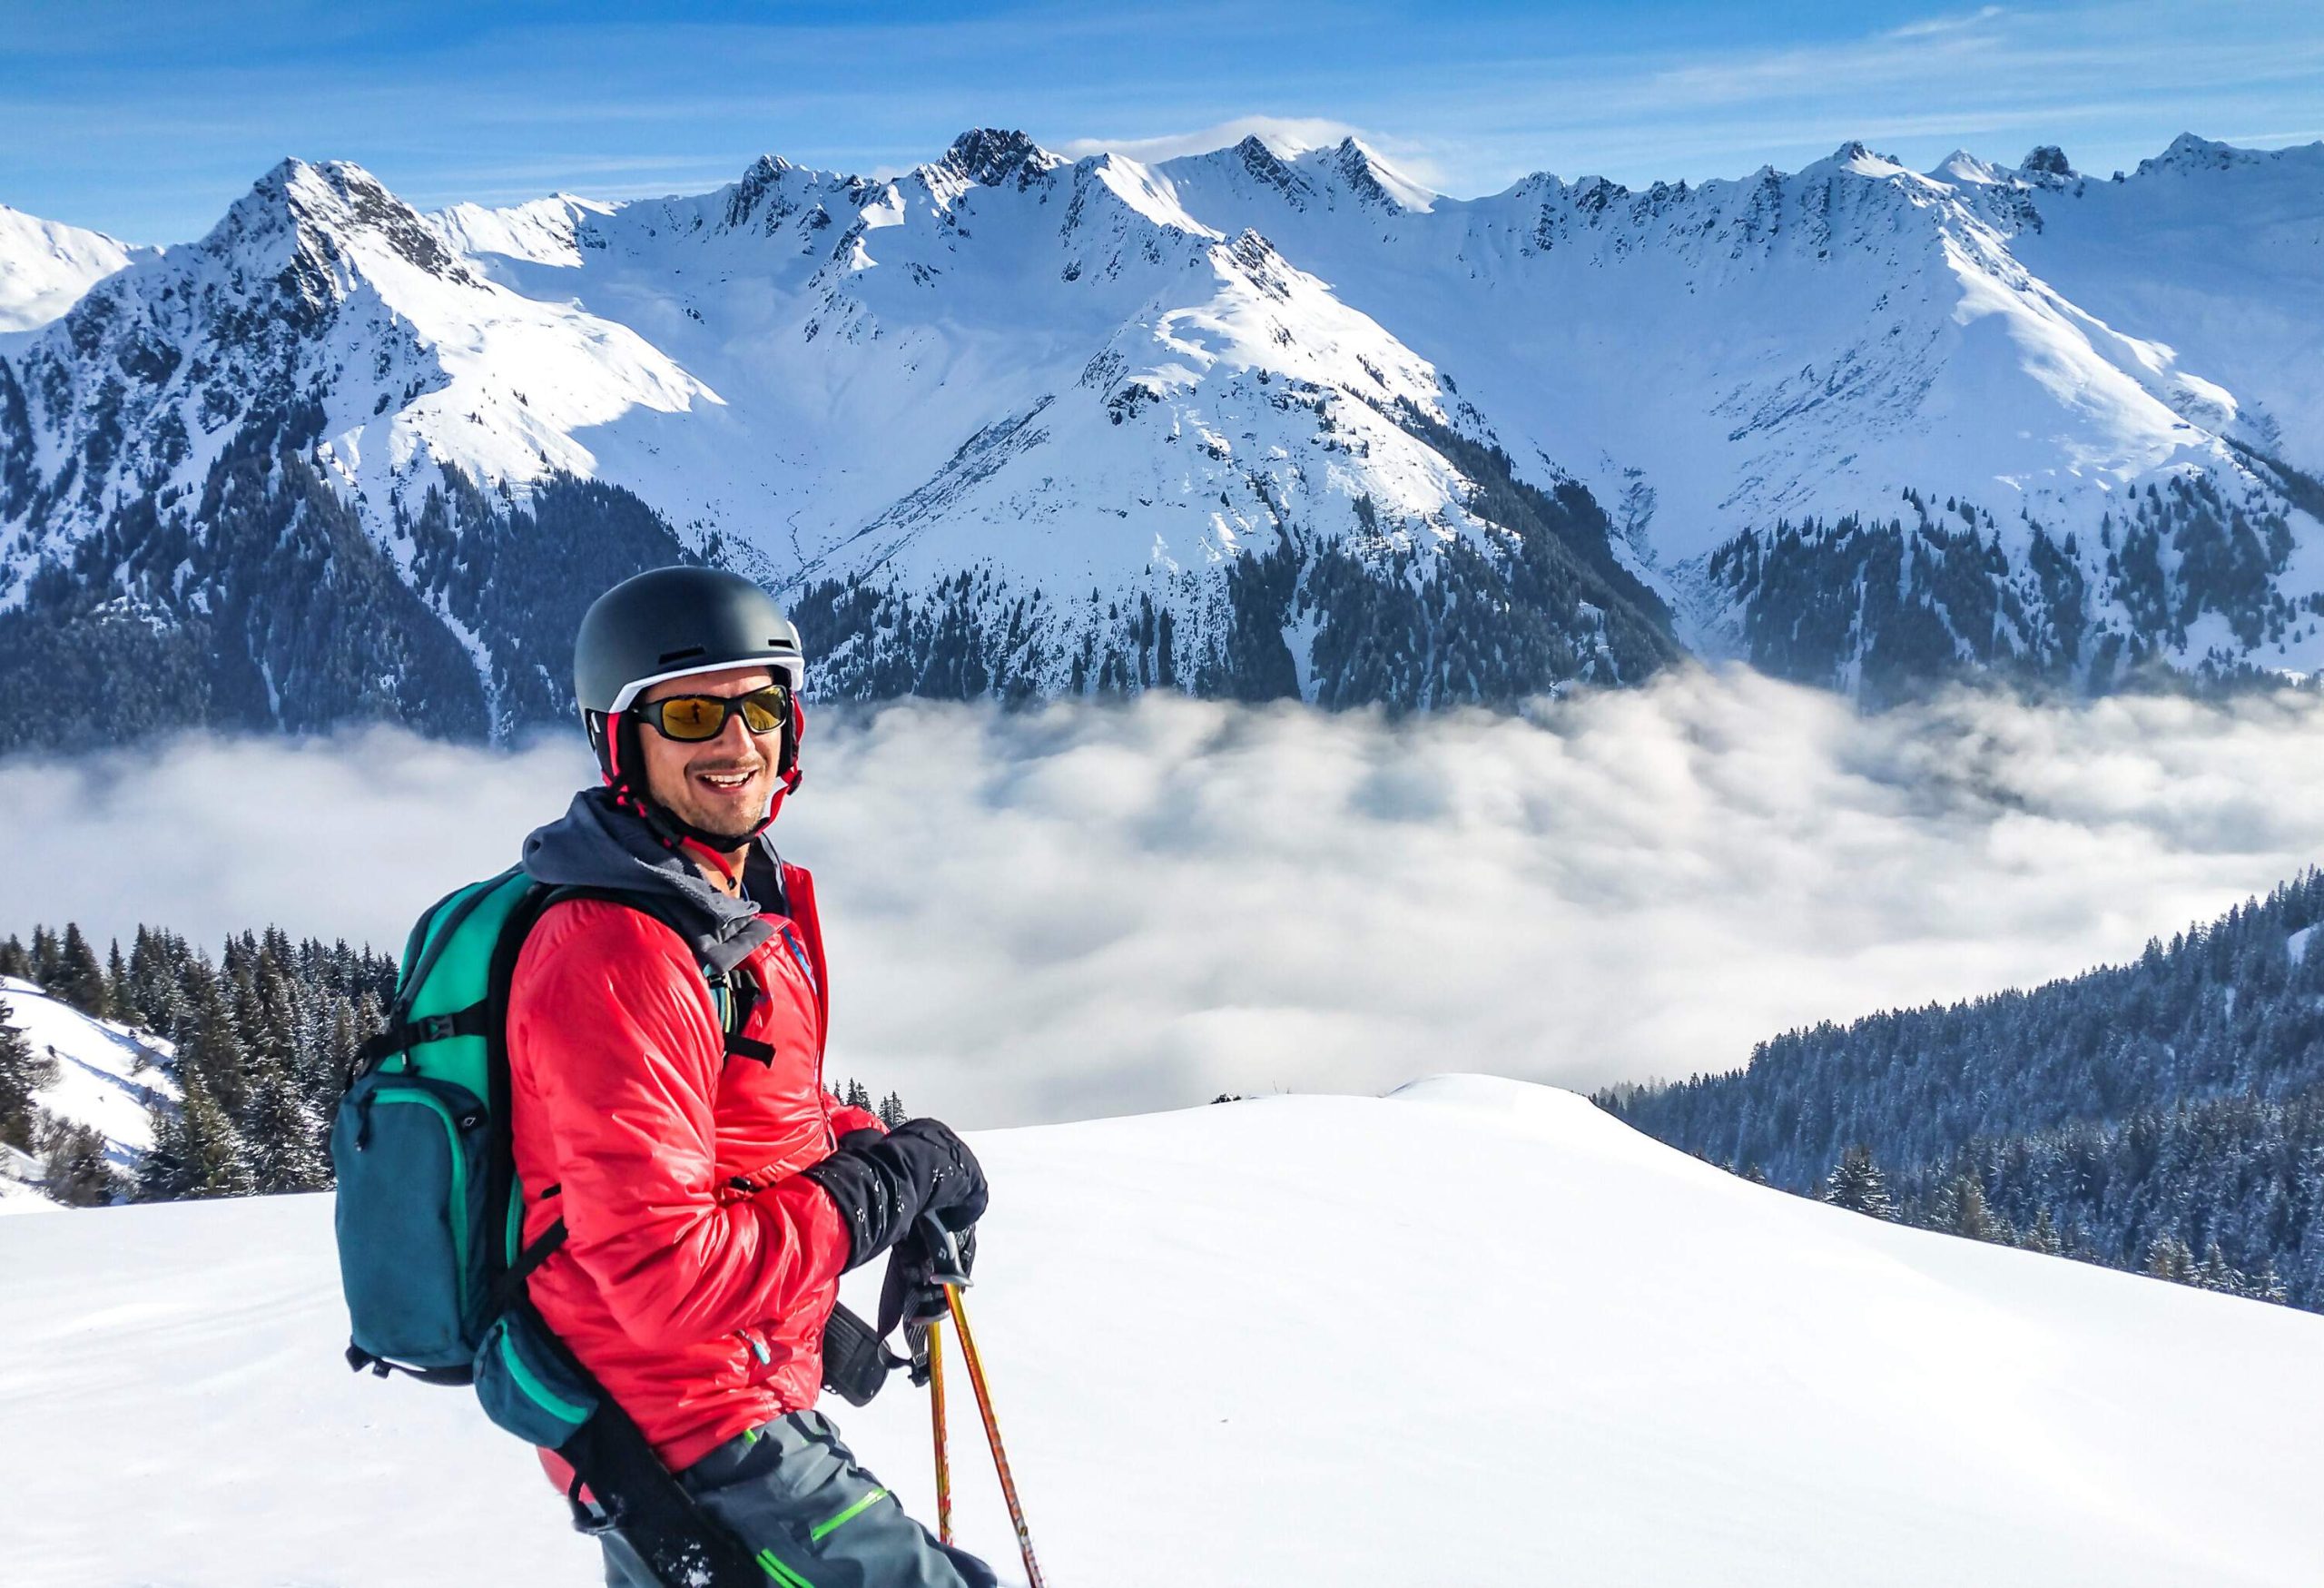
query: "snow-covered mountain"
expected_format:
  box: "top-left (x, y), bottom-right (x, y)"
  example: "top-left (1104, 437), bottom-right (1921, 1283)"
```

top-left (3, 1078), bottom-right (2319, 1584)
top-left (3, 130), bottom-right (2320, 745)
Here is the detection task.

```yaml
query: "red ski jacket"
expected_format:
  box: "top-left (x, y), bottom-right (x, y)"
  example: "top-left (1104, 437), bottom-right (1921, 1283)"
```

top-left (506, 853), bottom-right (881, 1471)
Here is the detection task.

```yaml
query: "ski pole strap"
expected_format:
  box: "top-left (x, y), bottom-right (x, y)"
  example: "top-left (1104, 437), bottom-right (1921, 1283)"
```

top-left (819, 1301), bottom-right (902, 1407)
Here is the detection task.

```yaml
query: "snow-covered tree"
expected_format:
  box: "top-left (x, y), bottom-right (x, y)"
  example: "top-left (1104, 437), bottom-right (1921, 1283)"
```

top-left (1822, 1145), bottom-right (1898, 1220)
top-left (2145, 1233), bottom-right (2195, 1285)
top-left (39, 1119), bottom-right (120, 1207)
top-left (53, 922), bottom-right (110, 1020)
top-left (245, 1062), bottom-right (327, 1194)
top-left (0, 994), bottom-right (59, 1152)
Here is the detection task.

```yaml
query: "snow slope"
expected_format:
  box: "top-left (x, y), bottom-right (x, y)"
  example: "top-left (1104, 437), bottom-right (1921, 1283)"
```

top-left (0, 203), bottom-right (143, 333)
top-left (0, 975), bottom-right (174, 1209)
top-left (2, 1077), bottom-right (2318, 1585)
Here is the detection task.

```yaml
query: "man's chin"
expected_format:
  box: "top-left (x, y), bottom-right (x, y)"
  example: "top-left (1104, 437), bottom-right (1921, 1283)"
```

top-left (684, 810), bottom-right (764, 845)
top-left (657, 789), bottom-right (767, 844)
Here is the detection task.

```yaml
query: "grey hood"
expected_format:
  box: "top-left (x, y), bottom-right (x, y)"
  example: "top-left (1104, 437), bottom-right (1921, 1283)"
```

top-left (520, 786), bottom-right (778, 972)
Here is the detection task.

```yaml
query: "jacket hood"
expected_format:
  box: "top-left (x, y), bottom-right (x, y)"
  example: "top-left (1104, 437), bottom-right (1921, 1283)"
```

top-left (520, 786), bottom-right (778, 972)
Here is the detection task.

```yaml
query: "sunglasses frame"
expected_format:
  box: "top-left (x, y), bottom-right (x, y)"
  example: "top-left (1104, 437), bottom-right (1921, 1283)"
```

top-left (635, 685), bottom-right (793, 743)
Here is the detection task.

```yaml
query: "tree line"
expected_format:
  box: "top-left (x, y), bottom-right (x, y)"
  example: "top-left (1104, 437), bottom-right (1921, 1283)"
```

top-left (1601, 870), bottom-right (2324, 1310)
top-left (2, 921), bottom-right (399, 1203)
top-left (1, 920), bottom-right (910, 1208)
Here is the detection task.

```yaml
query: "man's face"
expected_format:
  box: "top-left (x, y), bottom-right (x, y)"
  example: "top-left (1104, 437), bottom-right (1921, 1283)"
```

top-left (633, 665), bottom-right (783, 843)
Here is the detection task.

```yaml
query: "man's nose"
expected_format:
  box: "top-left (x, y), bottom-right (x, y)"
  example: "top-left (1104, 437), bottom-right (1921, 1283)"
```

top-left (711, 705), bottom-right (757, 753)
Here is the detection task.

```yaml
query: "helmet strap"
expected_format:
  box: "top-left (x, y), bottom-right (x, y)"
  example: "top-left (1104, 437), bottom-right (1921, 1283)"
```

top-left (600, 709), bottom-right (785, 858)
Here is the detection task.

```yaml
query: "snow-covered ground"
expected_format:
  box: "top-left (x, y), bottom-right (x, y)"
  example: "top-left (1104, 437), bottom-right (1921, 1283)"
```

top-left (0, 975), bottom-right (174, 1209)
top-left (2, 1077), bottom-right (2318, 1585)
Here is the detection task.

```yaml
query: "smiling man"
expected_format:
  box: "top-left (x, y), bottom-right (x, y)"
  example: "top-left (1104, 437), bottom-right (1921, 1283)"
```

top-left (506, 566), bottom-right (996, 1587)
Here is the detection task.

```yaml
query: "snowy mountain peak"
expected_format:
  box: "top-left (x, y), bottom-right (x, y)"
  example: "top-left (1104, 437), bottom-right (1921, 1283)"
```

top-left (207, 157), bottom-right (475, 289)
top-left (939, 127), bottom-right (1066, 191)
top-left (719, 151), bottom-right (812, 232)
top-left (1316, 136), bottom-right (1436, 213)
top-left (2139, 133), bottom-right (2253, 176)
top-left (2019, 143), bottom-right (2077, 183)
top-left (1932, 150), bottom-right (2012, 187)
top-left (1230, 134), bottom-right (1311, 199)
top-left (1804, 141), bottom-right (1918, 183)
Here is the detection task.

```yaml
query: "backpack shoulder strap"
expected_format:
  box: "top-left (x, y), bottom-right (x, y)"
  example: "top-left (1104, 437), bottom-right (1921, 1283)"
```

top-left (777, 860), bottom-right (829, 1031)
top-left (483, 878), bottom-right (569, 1307)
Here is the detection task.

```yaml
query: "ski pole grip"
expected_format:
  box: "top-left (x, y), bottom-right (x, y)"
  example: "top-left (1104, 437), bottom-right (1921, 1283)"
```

top-left (917, 1212), bottom-right (972, 1288)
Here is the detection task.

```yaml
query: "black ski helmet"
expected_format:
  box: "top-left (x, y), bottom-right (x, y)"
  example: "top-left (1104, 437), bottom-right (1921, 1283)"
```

top-left (573, 566), bottom-right (808, 842)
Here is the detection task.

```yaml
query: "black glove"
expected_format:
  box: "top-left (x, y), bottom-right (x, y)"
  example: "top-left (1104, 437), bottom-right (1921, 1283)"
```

top-left (879, 1221), bottom-right (977, 1337)
top-left (801, 1117), bottom-right (988, 1271)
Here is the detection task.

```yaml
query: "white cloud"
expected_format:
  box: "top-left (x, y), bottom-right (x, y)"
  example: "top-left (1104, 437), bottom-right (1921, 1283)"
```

top-left (5, 671), bottom-right (2323, 1129)
top-left (1052, 115), bottom-right (1364, 164)
top-left (1049, 115), bottom-right (1451, 191)
top-left (1888, 5), bottom-right (2008, 40)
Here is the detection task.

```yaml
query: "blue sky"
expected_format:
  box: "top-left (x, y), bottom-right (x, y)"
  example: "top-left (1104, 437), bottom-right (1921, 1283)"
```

top-left (5, 0), bottom-right (2320, 242)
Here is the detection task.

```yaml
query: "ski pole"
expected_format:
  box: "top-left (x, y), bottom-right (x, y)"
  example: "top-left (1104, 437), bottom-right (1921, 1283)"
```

top-left (942, 1282), bottom-right (1047, 1588)
top-left (915, 1217), bottom-right (1047, 1588)
top-left (924, 1321), bottom-right (954, 1544)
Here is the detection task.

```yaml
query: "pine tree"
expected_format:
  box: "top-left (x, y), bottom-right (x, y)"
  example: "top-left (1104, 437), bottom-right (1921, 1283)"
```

top-left (54, 923), bottom-right (110, 1019)
top-left (0, 994), bottom-right (59, 1152)
top-left (175, 1078), bottom-right (255, 1200)
top-left (39, 1119), bottom-right (120, 1207)
top-left (878, 1090), bottom-right (908, 1129)
top-left (1943, 1171), bottom-right (2000, 1242)
top-left (29, 925), bottom-right (61, 987)
top-left (181, 967), bottom-right (251, 1123)
top-left (245, 1062), bottom-right (328, 1193)
top-left (0, 935), bottom-right (28, 981)
top-left (105, 938), bottom-right (141, 1028)
top-left (2145, 1232), bottom-right (2195, 1284)
top-left (1822, 1145), bottom-right (1898, 1220)
top-left (324, 997), bottom-right (359, 1095)
top-left (138, 1090), bottom-right (192, 1202)
top-left (2022, 1207), bottom-right (2063, 1256)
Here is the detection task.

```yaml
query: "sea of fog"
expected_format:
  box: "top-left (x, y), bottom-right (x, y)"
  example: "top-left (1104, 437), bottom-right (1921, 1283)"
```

top-left (4, 666), bottom-right (2322, 1126)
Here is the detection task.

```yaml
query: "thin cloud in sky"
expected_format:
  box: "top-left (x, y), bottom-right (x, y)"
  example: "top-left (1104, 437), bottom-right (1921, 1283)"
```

top-left (1054, 116), bottom-right (1453, 191)
top-left (5, 675), bottom-right (2322, 1129)
top-left (1888, 5), bottom-right (2010, 39)
top-left (1054, 115), bottom-right (1364, 163)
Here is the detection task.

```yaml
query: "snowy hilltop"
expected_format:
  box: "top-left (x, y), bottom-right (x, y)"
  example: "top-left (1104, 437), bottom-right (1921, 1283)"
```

top-left (2, 1079), bottom-right (2319, 1584)
top-left (4, 129), bottom-right (2323, 745)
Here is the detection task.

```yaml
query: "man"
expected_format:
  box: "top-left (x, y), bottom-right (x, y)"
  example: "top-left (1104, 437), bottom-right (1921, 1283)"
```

top-left (506, 566), bottom-right (996, 1587)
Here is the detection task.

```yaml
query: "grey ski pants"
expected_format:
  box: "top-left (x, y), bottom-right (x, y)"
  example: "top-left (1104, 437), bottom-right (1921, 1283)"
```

top-left (598, 1408), bottom-right (998, 1588)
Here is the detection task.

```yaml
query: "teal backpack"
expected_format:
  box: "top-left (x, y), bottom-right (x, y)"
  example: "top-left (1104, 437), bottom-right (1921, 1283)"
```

top-left (331, 867), bottom-right (773, 1587)
top-left (330, 866), bottom-right (596, 1439)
